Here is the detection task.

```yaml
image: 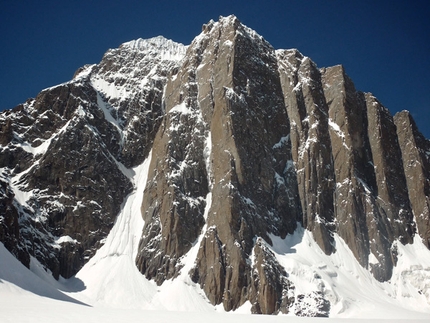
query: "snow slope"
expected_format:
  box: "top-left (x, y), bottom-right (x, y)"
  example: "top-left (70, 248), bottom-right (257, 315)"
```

top-left (1, 152), bottom-right (430, 321)
top-left (0, 235), bottom-right (428, 322)
top-left (61, 152), bottom-right (158, 308)
top-left (268, 229), bottom-right (430, 318)
top-left (0, 242), bottom-right (84, 306)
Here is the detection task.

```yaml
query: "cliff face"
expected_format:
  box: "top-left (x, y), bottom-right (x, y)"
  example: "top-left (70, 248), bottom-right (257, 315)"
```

top-left (394, 111), bottom-right (430, 248)
top-left (135, 19), bottom-right (301, 313)
top-left (0, 15), bottom-right (429, 315)
top-left (135, 16), bottom-right (425, 311)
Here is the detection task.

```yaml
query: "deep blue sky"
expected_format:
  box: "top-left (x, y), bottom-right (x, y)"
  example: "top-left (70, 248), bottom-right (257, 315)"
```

top-left (1, 1), bottom-right (429, 137)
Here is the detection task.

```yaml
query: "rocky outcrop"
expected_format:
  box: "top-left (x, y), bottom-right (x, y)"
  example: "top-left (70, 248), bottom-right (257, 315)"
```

top-left (90, 36), bottom-right (187, 167)
top-left (294, 291), bottom-right (330, 317)
top-left (249, 238), bottom-right (294, 314)
top-left (0, 176), bottom-right (30, 269)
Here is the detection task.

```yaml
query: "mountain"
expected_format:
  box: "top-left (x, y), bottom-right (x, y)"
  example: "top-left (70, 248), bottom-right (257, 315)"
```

top-left (0, 15), bottom-right (429, 316)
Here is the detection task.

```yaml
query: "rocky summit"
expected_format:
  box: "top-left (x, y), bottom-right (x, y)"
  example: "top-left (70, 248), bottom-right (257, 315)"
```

top-left (0, 15), bottom-right (429, 315)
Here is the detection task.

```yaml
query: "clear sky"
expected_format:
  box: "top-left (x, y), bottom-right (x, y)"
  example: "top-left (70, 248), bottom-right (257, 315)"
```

top-left (1, 0), bottom-right (429, 138)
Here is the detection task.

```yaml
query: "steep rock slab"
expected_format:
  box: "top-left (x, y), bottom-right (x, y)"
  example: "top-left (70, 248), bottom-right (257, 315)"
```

top-left (321, 65), bottom-right (415, 281)
top-left (134, 29), bottom-right (213, 285)
top-left (137, 16), bottom-right (300, 313)
top-left (135, 78), bottom-right (209, 284)
top-left (364, 94), bottom-right (414, 280)
top-left (193, 17), bottom-right (301, 313)
top-left (322, 65), bottom-right (381, 278)
top-left (277, 49), bottom-right (335, 254)
top-left (395, 111), bottom-right (430, 247)
top-left (276, 50), bottom-right (416, 281)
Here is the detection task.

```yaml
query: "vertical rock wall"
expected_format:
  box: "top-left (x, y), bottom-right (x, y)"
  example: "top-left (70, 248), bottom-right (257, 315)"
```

top-left (395, 111), bottom-right (430, 247)
top-left (137, 16), bottom-right (301, 313)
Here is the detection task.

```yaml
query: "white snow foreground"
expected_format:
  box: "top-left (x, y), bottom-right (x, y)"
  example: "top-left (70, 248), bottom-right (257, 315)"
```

top-left (1, 153), bottom-right (430, 322)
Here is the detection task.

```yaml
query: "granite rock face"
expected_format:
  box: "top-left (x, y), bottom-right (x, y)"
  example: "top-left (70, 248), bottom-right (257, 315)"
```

top-left (394, 111), bottom-right (430, 248)
top-left (1, 15), bottom-right (429, 314)
top-left (136, 17), bottom-right (301, 312)
top-left (320, 66), bottom-right (415, 281)
top-left (135, 15), bottom-right (426, 310)
top-left (277, 49), bottom-right (335, 255)
top-left (277, 53), bottom-right (416, 282)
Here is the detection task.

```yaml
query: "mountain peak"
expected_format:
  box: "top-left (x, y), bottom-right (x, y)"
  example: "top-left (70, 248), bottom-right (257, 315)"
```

top-left (0, 15), bottom-right (429, 318)
top-left (218, 14), bottom-right (240, 25)
top-left (121, 36), bottom-right (187, 61)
